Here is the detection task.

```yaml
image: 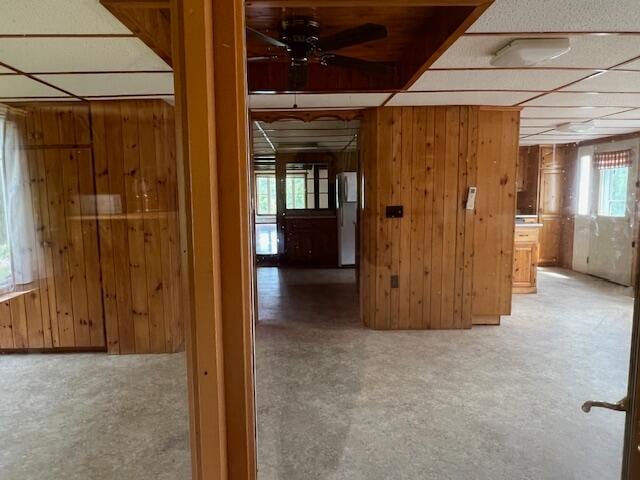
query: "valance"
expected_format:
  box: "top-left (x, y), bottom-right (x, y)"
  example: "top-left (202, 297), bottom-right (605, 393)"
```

top-left (594, 149), bottom-right (633, 169)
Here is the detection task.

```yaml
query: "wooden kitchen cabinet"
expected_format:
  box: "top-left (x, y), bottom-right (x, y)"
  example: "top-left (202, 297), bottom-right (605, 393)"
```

top-left (513, 225), bottom-right (541, 294)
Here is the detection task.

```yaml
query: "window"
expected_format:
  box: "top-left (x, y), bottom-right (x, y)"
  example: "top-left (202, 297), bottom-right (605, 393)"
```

top-left (577, 154), bottom-right (592, 216)
top-left (598, 166), bottom-right (629, 217)
top-left (286, 173), bottom-right (306, 209)
top-left (255, 173), bottom-right (276, 215)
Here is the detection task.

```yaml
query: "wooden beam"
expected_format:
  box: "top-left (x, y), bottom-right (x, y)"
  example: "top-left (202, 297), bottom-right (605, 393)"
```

top-left (172, 0), bottom-right (228, 477)
top-left (250, 109), bottom-right (364, 122)
top-left (174, 0), bottom-right (256, 478)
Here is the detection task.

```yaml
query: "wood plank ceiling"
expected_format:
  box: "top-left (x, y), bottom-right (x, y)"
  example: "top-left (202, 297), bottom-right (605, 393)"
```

top-left (3, 1), bottom-right (640, 144)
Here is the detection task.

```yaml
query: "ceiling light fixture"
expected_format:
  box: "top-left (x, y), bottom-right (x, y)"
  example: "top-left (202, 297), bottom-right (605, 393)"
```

top-left (491, 38), bottom-right (571, 67)
top-left (556, 120), bottom-right (597, 133)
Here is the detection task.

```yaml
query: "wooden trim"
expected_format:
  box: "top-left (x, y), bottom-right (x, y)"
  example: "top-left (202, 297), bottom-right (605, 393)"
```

top-left (0, 61), bottom-right (84, 101)
top-left (245, 0), bottom-right (489, 6)
top-left (396, 2), bottom-right (493, 94)
top-left (173, 0), bottom-right (227, 477)
top-left (174, 0), bottom-right (256, 478)
top-left (464, 31), bottom-right (640, 37)
top-left (250, 109), bottom-right (364, 122)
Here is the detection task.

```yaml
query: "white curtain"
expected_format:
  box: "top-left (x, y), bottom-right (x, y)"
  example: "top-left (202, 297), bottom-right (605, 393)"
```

top-left (0, 106), bottom-right (37, 290)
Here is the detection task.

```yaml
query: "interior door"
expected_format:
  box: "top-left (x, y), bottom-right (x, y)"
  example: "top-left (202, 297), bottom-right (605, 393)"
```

top-left (624, 284), bottom-right (640, 478)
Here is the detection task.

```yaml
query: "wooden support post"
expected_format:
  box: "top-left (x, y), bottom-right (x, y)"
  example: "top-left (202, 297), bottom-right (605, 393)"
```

top-left (172, 0), bottom-right (256, 478)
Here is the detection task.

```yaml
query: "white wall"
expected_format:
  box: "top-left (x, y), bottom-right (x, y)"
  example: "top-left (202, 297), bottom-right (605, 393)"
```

top-left (572, 138), bottom-right (639, 286)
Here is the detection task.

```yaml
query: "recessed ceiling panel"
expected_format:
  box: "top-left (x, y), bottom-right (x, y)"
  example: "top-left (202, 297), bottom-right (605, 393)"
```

top-left (520, 126), bottom-right (552, 135)
top-left (468, 0), bottom-right (640, 33)
top-left (36, 73), bottom-right (174, 97)
top-left (0, 38), bottom-right (169, 73)
top-left (386, 91), bottom-right (533, 106)
top-left (249, 94), bottom-right (389, 109)
top-left (409, 69), bottom-right (588, 92)
top-left (521, 106), bottom-right (628, 118)
top-left (0, 76), bottom-right (67, 98)
top-left (523, 92), bottom-right (640, 107)
top-left (0, 0), bottom-right (130, 34)
top-left (563, 71), bottom-right (640, 92)
top-left (432, 35), bottom-right (640, 70)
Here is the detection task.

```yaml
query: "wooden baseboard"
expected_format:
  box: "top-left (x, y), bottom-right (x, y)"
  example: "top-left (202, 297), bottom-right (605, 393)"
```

top-left (472, 315), bottom-right (501, 326)
top-left (513, 286), bottom-right (537, 294)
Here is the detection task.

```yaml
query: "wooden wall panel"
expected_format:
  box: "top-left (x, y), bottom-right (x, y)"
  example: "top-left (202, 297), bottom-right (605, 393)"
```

top-left (472, 108), bottom-right (520, 320)
top-left (360, 106), bottom-right (480, 330)
top-left (91, 99), bottom-right (183, 354)
top-left (0, 100), bottom-right (183, 354)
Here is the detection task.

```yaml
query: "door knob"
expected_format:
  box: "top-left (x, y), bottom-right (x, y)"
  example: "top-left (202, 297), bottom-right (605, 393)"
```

top-left (581, 396), bottom-right (627, 413)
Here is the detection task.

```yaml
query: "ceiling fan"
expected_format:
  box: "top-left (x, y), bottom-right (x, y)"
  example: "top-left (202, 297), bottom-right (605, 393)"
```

top-left (247, 17), bottom-right (391, 90)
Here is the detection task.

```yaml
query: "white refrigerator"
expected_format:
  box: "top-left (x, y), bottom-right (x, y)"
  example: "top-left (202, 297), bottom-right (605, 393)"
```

top-left (336, 172), bottom-right (357, 267)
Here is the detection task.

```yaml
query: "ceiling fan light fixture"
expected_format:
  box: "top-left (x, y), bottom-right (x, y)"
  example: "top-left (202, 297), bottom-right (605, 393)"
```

top-left (556, 120), bottom-right (597, 133)
top-left (491, 38), bottom-right (571, 67)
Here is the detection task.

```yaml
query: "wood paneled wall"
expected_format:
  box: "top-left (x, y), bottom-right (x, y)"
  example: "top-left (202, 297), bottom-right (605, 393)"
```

top-left (536, 144), bottom-right (579, 268)
top-left (91, 100), bottom-right (183, 354)
top-left (0, 100), bottom-right (183, 354)
top-left (360, 106), bottom-right (520, 330)
top-left (471, 109), bottom-right (520, 322)
top-left (360, 106), bottom-right (478, 330)
top-left (0, 105), bottom-right (104, 350)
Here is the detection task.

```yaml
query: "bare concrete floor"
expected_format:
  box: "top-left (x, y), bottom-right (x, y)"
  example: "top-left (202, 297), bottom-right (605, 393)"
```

top-left (0, 267), bottom-right (632, 480)
top-left (256, 267), bottom-right (633, 480)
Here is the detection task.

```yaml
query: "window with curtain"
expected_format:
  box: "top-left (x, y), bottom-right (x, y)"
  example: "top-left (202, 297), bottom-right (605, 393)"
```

top-left (0, 106), bottom-right (37, 293)
top-left (594, 149), bottom-right (632, 218)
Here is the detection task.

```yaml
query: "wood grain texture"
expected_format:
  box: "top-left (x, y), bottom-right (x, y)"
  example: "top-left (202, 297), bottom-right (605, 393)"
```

top-left (90, 99), bottom-right (183, 354)
top-left (472, 108), bottom-right (519, 319)
top-left (0, 100), bottom-right (183, 354)
top-left (360, 106), bottom-right (485, 330)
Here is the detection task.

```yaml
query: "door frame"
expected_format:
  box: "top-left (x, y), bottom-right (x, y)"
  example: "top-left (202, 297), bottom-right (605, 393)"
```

top-left (623, 249), bottom-right (640, 477)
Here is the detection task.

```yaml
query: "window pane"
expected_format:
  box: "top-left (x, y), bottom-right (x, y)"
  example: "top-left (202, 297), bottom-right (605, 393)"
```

top-left (256, 174), bottom-right (276, 215)
top-left (598, 167), bottom-right (629, 217)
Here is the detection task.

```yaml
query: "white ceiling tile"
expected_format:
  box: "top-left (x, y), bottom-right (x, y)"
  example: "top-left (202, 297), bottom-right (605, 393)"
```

top-left (603, 108), bottom-right (640, 119)
top-left (0, 38), bottom-right (169, 73)
top-left (520, 126), bottom-right (553, 135)
top-left (249, 93), bottom-right (389, 109)
top-left (593, 119), bottom-right (640, 127)
top-left (432, 36), bottom-right (640, 70)
top-left (521, 106), bottom-right (629, 118)
top-left (523, 92), bottom-right (640, 107)
top-left (386, 91), bottom-right (534, 106)
top-left (0, 76), bottom-right (67, 97)
top-left (36, 73), bottom-right (174, 97)
top-left (409, 69), bottom-right (588, 92)
top-left (617, 58), bottom-right (640, 71)
top-left (0, 0), bottom-right (130, 34)
top-left (520, 134), bottom-right (602, 144)
top-left (469, 0), bottom-right (640, 33)
top-left (562, 71), bottom-right (640, 92)
top-left (520, 117), bottom-right (585, 127)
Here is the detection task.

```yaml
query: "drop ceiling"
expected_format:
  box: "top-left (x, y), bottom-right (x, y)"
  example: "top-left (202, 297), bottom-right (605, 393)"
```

top-left (2, 0), bottom-right (640, 145)
top-left (252, 119), bottom-right (360, 155)
top-left (0, 0), bottom-right (172, 101)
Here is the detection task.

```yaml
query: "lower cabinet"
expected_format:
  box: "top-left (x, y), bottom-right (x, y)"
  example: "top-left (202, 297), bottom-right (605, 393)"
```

top-left (538, 215), bottom-right (562, 266)
top-left (513, 226), bottom-right (541, 294)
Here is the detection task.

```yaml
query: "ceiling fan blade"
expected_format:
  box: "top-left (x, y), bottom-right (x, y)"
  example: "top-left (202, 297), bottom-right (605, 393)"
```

top-left (323, 54), bottom-right (392, 74)
top-left (246, 26), bottom-right (288, 49)
top-left (248, 56), bottom-right (280, 62)
top-left (288, 64), bottom-right (308, 91)
top-left (317, 23), bottom-right (387, 52)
